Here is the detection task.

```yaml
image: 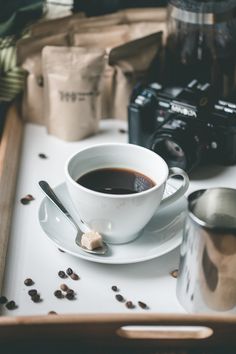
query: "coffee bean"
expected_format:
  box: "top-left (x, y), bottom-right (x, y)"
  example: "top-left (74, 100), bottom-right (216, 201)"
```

top-left (138, 301), bottom-right (148, 309)
top-left (115, 294), bottom-right (124, 302)
top-left (6, 301), bottom-right (16, 310)
top-left (58, 271), bottom-right (67, 279)
top-left (70, 273), bottom-right (79, 280)
top-left (48, 311), bottom-right (57, 315)
top-left (66, 291), bottom-right (75, 300)
top-left (67, 289), bottom-right (74, 295)
top-left (60, 284), bottom-right (68, 292)
top-left (66, 268), bottom-right (73, 276)
top-left (0, 296), bottom-right (8, 304)
top-left (118, 128), bottom-right (127, 134)
top-left (31, 294), bottom-right (41, 303)
top-left (28, 289), bottom-right (37, 297)
top-left (38, 153), bottom-right (47, 159)
top-left (24, 278), bottom-right (34, 286)
top-left (170, 269), bottom-right (179, 278)
top-left (111, 286), bottom-right (118, 292)
top-left (20, 195), bottom-right (34, 205)
top-left (54, 290), bottom-right (63, 299)
top-left (25, 194), bottom-right (34, 201)
top-left (126, 301), bottom-right (135, 309)
top-left (66, 289), bottom-right (75, 300)
top-left (20, 198), bottom-right (30, 205)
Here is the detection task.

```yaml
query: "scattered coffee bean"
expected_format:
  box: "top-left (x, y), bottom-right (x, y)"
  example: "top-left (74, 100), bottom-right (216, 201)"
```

top-left (66, 289), bottom-right (75, 300)
top-left (20, 195), bottom-right (34, 205)
top-left (118, 128), bottom-right (127, 134)
top-left (25, 194), bottom-right (34, 201)
top-left (38, 153), bottom-right (47, 159)
top-left (6, 301), bottom-right (17, 310)
top-left (170, 269), bottom-right (179, 278)
top-left (54, 290), bottom-right (63, 299)
top-left (111, 285), bottom-right (119, 292)
top-left (67, 289), bottom-right (74, 296)
top-left (31, 294), bottom-right (41, 303)
top-left (70, 273), bottom-right (79, 280)
top-left (126, 301), bottom-right (135, 309)
top-left (66, 290), bottom-right (75, 300)
top-left (28, 289), bottom-right (37, 297)
top-left (24, 278), bottom-right (34, 286)
top-left (60, 284), bottom-right (68, 292)
top-left (115, 294), bottom-right (124, 302)
top-left (20, 198), bottom-right (30, 205)
top-left (66, 268), bottom-right (73, 276)
top-left (48, 311), bottom-right (57, 315)
top-left (58, 248), bottom-right (65, 253)
top-left (138, 301), bottom-right (148, 309)
top-left (0, 296), bottom-right (8, 304)
top-left (58, 271), bottom-right (67, 279)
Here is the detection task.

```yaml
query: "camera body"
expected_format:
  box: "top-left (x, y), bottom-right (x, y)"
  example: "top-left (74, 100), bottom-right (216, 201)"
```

top-left (128, 80), bottom-right (236, 171)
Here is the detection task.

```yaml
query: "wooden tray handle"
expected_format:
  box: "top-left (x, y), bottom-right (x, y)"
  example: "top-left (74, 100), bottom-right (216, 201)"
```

top-left (0, 313), bottom-right (235, 348)
top-left (117, 324), bottom-right (213, 340)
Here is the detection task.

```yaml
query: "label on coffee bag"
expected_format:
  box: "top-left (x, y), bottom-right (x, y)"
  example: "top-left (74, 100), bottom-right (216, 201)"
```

top-left (42, 46), bottom-right (105, 141)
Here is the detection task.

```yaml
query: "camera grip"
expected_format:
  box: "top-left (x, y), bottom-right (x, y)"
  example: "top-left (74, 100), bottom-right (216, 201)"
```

top-left (160, 167), bottom-right (189, 209)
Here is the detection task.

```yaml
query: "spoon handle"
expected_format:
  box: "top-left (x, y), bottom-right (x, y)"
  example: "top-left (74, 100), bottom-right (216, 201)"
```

top-left (38, 180), bottom-right (78, 230)
top-left (39, 180), bottom-right (108, 255)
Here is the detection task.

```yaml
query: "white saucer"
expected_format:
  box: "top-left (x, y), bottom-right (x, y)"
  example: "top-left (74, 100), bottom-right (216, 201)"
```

top-left (38, 182), bottom-right (187, 264)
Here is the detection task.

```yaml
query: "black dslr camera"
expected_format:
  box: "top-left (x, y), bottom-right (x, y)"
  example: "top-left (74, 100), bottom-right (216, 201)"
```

top-left (128, 80), bottom-right (236, 172)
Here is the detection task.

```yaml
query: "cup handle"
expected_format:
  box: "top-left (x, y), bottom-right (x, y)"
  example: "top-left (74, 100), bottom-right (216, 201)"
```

top-left (160, 167), bottom-right (189, 209)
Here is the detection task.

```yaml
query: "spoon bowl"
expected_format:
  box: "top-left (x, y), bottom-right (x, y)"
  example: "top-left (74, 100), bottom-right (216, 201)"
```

top-left (39, 180), bottom-right (108, 255)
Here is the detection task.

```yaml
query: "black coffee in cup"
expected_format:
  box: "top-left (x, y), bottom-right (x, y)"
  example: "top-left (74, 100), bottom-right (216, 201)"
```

top-left (77, 167), bottom-right (155, 194)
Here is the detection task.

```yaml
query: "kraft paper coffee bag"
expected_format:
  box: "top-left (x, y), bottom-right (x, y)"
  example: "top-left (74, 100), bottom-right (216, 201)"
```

top-left (109, 31), bottom-right (163, 120)
top-left (128, 22), bottom-right (167, 41)
top-left (30, 12), bottom-right (85, 36)
top-left (22, 9), bottom-right (164, 125)
top-left (72, 27), bottom-right (127, 118)
top-left (70, 12), bottom-right (125, 32)
top-left (42, 46), bottom-right (106, 141)
top-left (72, 26), bottom-right (129, 49)
top-left (17, 32), bottom-right (70, 67)
top-left (17, 32), bottom-right (69, 125)
top-left (72, 28), bottom-right (163, 119)
top-left (31, 12), bottom-right (124, 37)
top-left (119, 7), bottom-right (167, 23)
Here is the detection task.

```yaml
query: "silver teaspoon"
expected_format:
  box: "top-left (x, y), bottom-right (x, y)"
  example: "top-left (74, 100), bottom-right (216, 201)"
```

top-left (38, 180), bottom-right (108, 255)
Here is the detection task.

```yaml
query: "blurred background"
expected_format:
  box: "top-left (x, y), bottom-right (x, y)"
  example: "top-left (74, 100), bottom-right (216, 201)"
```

top-left (1, 0), bottom-right (236, 173)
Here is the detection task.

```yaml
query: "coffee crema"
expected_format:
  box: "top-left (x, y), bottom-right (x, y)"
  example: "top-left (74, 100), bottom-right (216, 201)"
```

top-left (77, 168), bottom-right (155, 195)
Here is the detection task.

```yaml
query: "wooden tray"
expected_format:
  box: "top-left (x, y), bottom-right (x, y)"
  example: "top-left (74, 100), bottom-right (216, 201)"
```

top-left (0, 104), bottom-right (235, 353)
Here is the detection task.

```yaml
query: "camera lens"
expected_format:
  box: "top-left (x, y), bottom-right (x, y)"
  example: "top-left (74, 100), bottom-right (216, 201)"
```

top-left (149, 126), bottom-right (204, 172)
top-left (151, 136), bottom-right (187, 170)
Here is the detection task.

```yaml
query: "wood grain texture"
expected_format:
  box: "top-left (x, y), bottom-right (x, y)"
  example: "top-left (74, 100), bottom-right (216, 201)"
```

top-left (0, 313), bottom-right (235, 349)
top-left (0, 103), bottom-right (23, 292)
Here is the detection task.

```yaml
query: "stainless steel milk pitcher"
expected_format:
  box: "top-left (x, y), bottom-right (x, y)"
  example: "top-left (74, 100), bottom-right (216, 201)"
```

top-left (177, 188), bottom-right (236, 314)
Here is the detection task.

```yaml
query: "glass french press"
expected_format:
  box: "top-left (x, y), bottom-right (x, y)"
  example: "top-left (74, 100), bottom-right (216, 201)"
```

top-left (164, 0), bottom-right (236, 98)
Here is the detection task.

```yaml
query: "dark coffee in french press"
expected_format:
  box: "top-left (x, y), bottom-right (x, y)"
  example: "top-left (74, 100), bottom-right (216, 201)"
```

top-left (164, 0), bottom-right (236, 98)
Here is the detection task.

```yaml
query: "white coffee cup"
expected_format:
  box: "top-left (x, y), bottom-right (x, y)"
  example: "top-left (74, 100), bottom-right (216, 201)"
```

top-left (65, 143), bottom-right (189, 244)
